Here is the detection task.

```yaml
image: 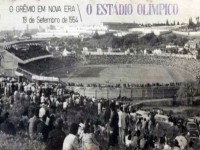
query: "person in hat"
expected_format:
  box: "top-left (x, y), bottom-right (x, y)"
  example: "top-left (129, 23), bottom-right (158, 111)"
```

top-left (39, 103), bottom-right (46, 118)
top-left (63, 123), bottom-right (80, 150)
top-left (41, 93), bottom-right (45, 103)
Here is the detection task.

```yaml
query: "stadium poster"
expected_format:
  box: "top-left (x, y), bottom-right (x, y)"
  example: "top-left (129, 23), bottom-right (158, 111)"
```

top-left (1, 0), bottom-right (200, 150)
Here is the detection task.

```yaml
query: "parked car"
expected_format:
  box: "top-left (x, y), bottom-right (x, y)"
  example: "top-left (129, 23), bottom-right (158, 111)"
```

top-left (188, 116), bottom-right (200, 130)
top-left (136, 110), bottom-right (149, 120)
top-left (186, 122), bottom-right (198, 131)
top-left (187, 129), bottom-right (200, 142)
top-left (155, 114), bottom-right (174, 126)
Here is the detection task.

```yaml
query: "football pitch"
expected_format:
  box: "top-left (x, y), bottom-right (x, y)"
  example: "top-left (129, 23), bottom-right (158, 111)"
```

top-left (61, 64), bottom-right (195, 84)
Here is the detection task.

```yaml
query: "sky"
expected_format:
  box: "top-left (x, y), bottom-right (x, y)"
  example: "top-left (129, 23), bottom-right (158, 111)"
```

top-left (0, 0), bottom-right (200, 31)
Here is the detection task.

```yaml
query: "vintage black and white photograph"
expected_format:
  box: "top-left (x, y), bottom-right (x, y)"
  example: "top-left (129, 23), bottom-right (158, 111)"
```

top-left (0, 0), bottom-right (200, 149)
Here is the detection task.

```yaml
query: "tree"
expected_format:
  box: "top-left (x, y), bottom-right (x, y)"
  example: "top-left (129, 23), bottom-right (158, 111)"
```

top-left (112, 37), bottom-right (123, 48)
top-left (176, 82), bottom-right (198, 105)
top-left (188, 17), bottom-right (195, 29)
top-left (196, 17), bottom-right (199, 24)
top-left (93, 31), bottom-right (100, 39)
top-left (196, 17), bottom-right (200, 30)
top-left (123, 34), bottom-right (139, 48)
top-left (177, 22), bottom-right (180, 25)
top-left (173, 21), bottom-right (176, 26)
top-left (149, 36), bottom-right (159, 46)
top-left (166, 19), bottom-right (169, 26)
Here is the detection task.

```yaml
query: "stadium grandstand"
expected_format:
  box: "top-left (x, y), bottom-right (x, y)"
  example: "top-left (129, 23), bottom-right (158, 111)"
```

top-left (3, 40), bottom-right (52, 63)
top-left (1, 37), bottom-right (200, 99)
top-left (0, 40), bottom-right (62, 82)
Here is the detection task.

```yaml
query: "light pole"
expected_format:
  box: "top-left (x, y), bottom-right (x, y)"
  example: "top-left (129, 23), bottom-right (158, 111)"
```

top-left (119, 79), bottom-right (122, 98)
top-left (106, 81), bottom-right (109, 99)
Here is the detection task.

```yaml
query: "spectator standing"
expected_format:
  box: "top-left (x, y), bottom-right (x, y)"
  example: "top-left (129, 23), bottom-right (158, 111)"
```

top-left (108, 103), bottom-right (119, 149)
top-left (118, 107), bottom-right (126, 145)
top-left (39, 104), bottom-right (46, 118)
top-left (46, 118), bottom-right (66, 150)
top-left (82, 124), bottom-right (100, 150)
top-left (29, 109), bottom-right (40, 140)
top-left (63, 123), bottom-right (80, 150)
top-left (98, 100), bottom-right (102, 115)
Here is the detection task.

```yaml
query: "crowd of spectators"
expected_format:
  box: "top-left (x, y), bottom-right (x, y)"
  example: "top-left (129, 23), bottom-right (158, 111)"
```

top-left (0, 77), bottom-right (199, 150)
top-left (85, 55), bottom-right (200, 80)
top-left (66, 82), bottom-right (182, 89)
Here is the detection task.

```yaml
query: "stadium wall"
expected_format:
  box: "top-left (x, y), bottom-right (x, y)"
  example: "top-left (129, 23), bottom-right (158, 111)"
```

top-left (83, 52), bottom-right (196, 59)
top-left (67, 86), bottom-right (178, 99)
top-left (173, 31), bottom-right (200, 37)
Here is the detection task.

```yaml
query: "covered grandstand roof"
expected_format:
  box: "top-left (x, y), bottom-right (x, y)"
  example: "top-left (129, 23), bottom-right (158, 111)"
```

top-left (0, 39), bottom-right (49, 47)
top-left (1, 39), bottom-right (53, 64)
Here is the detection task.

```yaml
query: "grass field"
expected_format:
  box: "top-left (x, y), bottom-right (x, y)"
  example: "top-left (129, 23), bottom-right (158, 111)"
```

top-left (61, 64), bottom-right (195, 84)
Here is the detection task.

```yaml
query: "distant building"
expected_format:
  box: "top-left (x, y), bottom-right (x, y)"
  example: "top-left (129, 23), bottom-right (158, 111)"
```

top-left (166, 44), bottom-right (178, 49)
top-left (62, 49), bottom-right (72, 57)
top-left (185, 39), bottom-right (200, 49)
top-left (125, 49), bottom-right (130, 55)
top-left (96, 48), bottom-right (103, 54)
top-left (33, 24), bottom-right (108, 39)
top-left (108, 47), bottom-right (112, 53)
top-left (129, 27), bottom-right (172, 36)
top-left (152, 49), bottom-right (162, 55)
top-left (82, 47), bottom-right (89, 55)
